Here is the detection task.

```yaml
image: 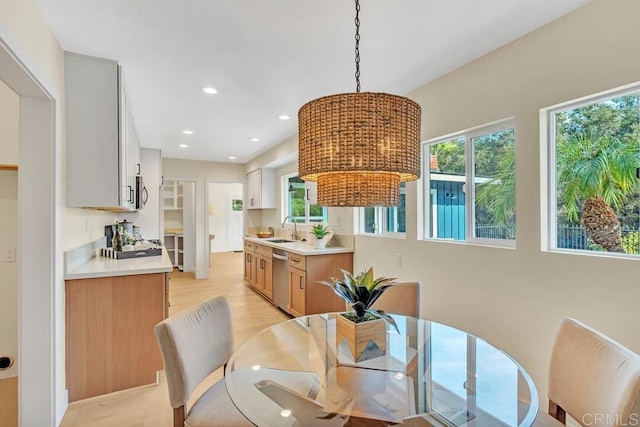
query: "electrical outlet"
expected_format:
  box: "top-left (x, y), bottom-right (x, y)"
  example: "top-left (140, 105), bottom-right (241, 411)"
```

top-left (3, 247), bottom-right (16, 263)
top-left (395, 253), bottom-right (402, 267)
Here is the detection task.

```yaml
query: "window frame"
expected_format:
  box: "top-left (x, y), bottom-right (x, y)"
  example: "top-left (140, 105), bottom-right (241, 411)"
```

top-left (359, 183), bottom-right (407, 238)
top-left (281, 173), bottom-right (327, 224)
top-left (422, 119), bottom-right (516, 248)
top-left (543, 83), bottom-right (640, 258)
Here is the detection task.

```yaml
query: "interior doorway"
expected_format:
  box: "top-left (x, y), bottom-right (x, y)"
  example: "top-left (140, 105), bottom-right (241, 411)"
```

top-left (227, 193), bottom-right (244, 251)
top-left (0, 32), bottom-right (58, 427)
top-left (206, 182), bottom-right (244, 256)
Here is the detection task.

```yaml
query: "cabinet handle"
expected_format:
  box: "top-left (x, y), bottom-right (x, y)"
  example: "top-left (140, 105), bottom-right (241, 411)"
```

top-left (136, 163), bottom-right (141, 175)
top-left (250, 198), bottom-right (254, 206)
top-left (247, 254), bottom-right (251, 262)
top-left (306, 189), bottom-right (309, 200)
top-left (299, 276), bottom-right (304, 289)
top-left (127, 185), bottom-right (133, 203)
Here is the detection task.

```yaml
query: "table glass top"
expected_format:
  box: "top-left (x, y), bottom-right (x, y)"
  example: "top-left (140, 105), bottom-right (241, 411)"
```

top-left (226, 314), bottom-right (538, 427)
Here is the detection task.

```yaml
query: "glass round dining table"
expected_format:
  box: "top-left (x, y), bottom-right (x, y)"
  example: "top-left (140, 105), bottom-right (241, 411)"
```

top-left (225, 314), bottom-right (539, 427)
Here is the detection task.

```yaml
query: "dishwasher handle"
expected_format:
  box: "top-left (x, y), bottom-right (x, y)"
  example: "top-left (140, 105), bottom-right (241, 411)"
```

top-left (273, 253), bottom-right (289, 261)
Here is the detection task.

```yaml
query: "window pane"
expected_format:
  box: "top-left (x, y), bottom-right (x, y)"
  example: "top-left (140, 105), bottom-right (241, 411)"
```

top-left (386, 183), bottom-right (406, 232)
top-left (363, 207), bottom-right (377, 233)
top-left (287, 176), bottom-right (306, 223)
top-left (429, 138), bottom-right (466, 240)
top-left (473, 129), bottom-right (516, 240)
top-left (554, 94), bottom-right (640, 254)
top-left (309, 203), bottom-right (327, 223)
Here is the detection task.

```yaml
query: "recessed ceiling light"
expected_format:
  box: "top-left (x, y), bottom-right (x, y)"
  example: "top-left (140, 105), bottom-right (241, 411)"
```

top-left (202, 86), bottom-right (218, 94)
top-left (250, 138), bottom-right (260, 142)
top-left (228, 156), bottom-right (237, 160)
top-left (277, 114), bottom-right (291, 120)
top-left (179, 144), bottom-right (188, 148)
top-left (182, 130), bottom-right (193, 135)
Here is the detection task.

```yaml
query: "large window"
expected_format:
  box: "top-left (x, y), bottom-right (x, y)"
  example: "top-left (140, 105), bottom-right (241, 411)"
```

top-left (283, 175), bottom-right (327, 223)
top-left (424, 121), bottom-right (516, 246)
top-left (360, 183), bottom-right (406, 236)
top-left (547, 88), bottom-right (640, 256)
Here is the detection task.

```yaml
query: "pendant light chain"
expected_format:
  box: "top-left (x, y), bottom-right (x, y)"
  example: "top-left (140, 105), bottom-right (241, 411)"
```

top-left (354, 0), bottom-right (361, 93)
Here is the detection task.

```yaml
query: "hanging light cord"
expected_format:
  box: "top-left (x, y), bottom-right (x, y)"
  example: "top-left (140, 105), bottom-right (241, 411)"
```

top-left (354, 0), bottom-right (361, 93)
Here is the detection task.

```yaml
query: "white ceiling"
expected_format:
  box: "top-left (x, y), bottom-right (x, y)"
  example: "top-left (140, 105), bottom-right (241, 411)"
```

top-left (36, 0), bottom-right (593, 164)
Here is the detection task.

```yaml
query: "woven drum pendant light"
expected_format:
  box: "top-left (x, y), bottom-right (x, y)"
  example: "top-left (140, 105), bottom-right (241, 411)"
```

top-left (298, 0), bottom-right (421, 207)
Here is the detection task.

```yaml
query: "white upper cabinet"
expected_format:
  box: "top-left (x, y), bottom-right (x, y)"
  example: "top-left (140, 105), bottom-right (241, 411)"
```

top-left (65, 52), bottom-right (140, 211)
top-left (246, 168), bottom-right (276, 209)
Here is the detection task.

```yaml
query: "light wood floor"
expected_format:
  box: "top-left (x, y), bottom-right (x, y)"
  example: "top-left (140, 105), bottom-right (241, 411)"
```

top-left (0, 377), bottom-right (18, 427)
top-left (60, 251), bottom-right (288, 427)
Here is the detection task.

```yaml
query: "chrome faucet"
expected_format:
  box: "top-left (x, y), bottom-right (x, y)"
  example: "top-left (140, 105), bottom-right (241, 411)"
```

top-left (281, 215), bottom-right (299, 240)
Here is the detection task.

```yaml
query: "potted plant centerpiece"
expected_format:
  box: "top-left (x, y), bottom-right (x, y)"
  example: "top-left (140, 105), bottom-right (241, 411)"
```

top-left (320, 267), bottom-right (399, 362)
top-left (311, 223), bottom-right (331, 249)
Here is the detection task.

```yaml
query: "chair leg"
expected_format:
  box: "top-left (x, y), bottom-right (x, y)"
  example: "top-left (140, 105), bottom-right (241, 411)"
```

top-left (549, 401), bottom-right (566, 424)
top-left (173, 406), bottom-right (185, 427)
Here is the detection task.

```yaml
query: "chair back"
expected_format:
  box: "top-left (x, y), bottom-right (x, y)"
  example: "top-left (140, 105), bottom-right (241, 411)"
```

top-left (549, 318), bottom-right (640, 426)
top-left (372, 281), bottom-right (421, 317)
top-left (155, 296), bottom-right (234, 409)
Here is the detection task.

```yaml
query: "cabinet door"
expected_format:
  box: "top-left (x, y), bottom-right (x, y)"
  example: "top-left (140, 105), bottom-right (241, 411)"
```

top-left (246, 169), bottom-right (261, 209)
top-left (289, 267), bottom-right (306, 317)
top-left (254, 254), bottom-right (265, 292)
top-left (243, 251), bottom-right (253, 283)
top-left (262, 256), bottom-right (273, 300)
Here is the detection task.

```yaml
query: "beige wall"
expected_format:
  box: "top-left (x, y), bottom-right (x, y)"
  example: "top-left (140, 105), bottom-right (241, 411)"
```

top-left (354, 0), bottom-right (640, 406)
top-left (0, 170), bottom-right (17, 379)
top-left (0, 81), bottom-right (18, 165)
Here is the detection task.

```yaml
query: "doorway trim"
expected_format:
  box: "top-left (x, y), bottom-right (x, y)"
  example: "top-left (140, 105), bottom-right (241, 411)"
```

top-left (0, 25), bottom-right (60, 426)
top-left (204, 181), bottom-right (244, 270)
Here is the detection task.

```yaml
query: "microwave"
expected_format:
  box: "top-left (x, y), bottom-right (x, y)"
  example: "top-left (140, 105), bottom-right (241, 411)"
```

top-left (136, 175), bottom-right (148, 210)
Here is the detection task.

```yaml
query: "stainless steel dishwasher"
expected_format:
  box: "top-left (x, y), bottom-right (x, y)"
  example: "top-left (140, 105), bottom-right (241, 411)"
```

top-left (272, 249), bottom-right (290, 313)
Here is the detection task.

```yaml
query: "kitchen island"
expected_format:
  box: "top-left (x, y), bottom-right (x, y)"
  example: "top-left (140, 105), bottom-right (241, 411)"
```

top-left (64, 244), bottom-right (173, 402)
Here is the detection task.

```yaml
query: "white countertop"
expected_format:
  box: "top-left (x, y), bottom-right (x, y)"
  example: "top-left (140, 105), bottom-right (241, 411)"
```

top-left (65, 247), bottom-right (174, 280)
top-left (244, 236), bottom-right (354, 255)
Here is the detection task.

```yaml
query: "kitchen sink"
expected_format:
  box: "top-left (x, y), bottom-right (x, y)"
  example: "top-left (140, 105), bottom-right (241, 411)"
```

top-left (265, 239), bottom-right (295, 243)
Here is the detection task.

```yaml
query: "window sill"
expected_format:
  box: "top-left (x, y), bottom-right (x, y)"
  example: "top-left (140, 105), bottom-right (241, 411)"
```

top-left (545, 247), bottom-right (638, 261)
top-left (359, 232), bottom-right (406, 240)
top-left (420, 237), bottom-right (516, 250)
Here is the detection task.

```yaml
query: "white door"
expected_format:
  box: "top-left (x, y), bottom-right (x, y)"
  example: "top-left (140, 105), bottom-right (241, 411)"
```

top-left (227, 194), bottom-right (243, 251)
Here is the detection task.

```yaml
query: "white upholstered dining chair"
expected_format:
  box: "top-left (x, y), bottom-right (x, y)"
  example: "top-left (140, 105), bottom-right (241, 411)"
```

top-left (533, 318), bottom-right (640, 426)
top-left (155, 296), bottom-right (253, 427)
top-left (372, 281), bottom-right (421, 318)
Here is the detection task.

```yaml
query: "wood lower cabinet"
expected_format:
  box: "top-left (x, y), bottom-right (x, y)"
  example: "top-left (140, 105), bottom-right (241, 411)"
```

top-left (288, 252), bottom-right (353, 316)
top-left (244, 241), bottom-right (255, 284)
top-left (243, 238), bottom-right (353, 316)
top-left (288, 266), bottom-right (306, 317)
top-left (65, 272), bottom-right (167, 402)
top-left (245, 242), bottom-right (273, 301)
top-left (255, 253), bottom-right (273, 300)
